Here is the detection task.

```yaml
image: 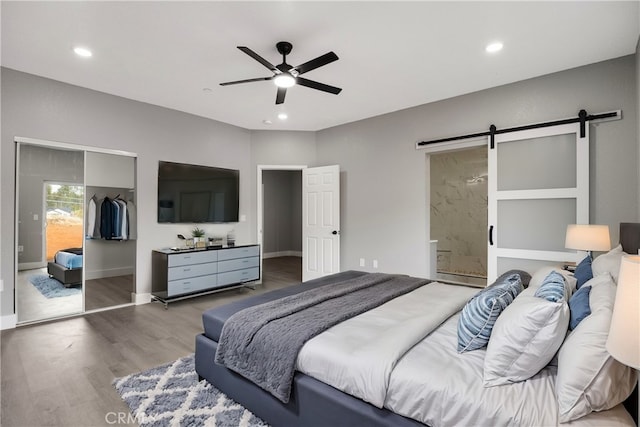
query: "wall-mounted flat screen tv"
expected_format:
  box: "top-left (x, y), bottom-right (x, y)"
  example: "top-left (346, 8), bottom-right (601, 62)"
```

top-left (157, 161), bottom-right (239, 223)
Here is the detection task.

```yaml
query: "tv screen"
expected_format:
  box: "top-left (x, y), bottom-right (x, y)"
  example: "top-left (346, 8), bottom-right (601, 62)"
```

top-left (157, 161), bottom-right (239, 223)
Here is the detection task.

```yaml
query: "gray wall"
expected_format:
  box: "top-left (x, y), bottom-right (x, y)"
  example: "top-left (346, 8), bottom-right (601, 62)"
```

top-left (263, 170), bottom-right (302, 255)
top-left (1, 68), bottom-right (253, 317)
top-left (1, 70), bottom-right (320, 320)
top-left (2, 54), bottom-right (639, 320)
top-left (317, 55), bottom-right (639, 277)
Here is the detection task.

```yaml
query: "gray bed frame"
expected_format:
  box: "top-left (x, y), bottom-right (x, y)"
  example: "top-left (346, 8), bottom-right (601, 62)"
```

top-left (47, 248), bottom-right (83, 287)
top-left (194, 223), bottom-right (640, 427)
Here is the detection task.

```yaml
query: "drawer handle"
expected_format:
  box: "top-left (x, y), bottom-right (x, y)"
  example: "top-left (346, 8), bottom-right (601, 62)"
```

top-left (183, 256), bottom-right (191, 259)
top-left (183, 268), bottom-right (191, 272)
top-left (242, 260), bottom-right (249, 263)
top-left (183, 281), bottom-right (191, 285)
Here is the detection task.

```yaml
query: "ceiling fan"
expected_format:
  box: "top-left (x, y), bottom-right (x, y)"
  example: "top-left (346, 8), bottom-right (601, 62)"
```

top-left (220, 41), bottom-right (341, 105)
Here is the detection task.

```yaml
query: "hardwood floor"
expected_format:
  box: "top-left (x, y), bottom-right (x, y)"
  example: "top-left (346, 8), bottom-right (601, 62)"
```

top-left (0, 256), bottom-right (302, 427)
top-left (85, 275), bottom-right (133, 311)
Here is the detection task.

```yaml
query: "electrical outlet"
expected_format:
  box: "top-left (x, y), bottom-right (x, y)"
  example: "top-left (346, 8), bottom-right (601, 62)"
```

top-left (17, 245), bottom-right (24, 253)
top-left (373, 260), bottom-right (378, 269)
top-left (0, 279), bottom-right (3, 292)
top-left (33, 214), bottom-right (38, 221)
top-left (359, 258), bottom-right (365, 267)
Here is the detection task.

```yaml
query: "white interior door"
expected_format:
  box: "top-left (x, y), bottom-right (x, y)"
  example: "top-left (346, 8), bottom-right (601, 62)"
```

top-left (488, 123), bottom-right (588, 282)
top-left (302, 165), bottom-right (340, 281)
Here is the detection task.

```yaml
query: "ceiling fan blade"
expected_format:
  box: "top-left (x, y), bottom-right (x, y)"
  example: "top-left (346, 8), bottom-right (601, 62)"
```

top-left (238, 46), bottom-right (278, 72)
top-left (293, 52), bottom-right (339, 75)
top-left (275, 87), bottom-right (287, 104)
top-left (296, 77), bottom-right (342, 95)
top-left (219, 76), bottom-right (273, 86)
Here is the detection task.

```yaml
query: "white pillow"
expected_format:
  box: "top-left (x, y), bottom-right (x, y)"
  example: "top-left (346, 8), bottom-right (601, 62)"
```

top-left (484, 285), bottom-right (570, 386)
top-left (591, 244), bottom-right (627, 283)
top-left (556, 274), bottom-right (637, 423)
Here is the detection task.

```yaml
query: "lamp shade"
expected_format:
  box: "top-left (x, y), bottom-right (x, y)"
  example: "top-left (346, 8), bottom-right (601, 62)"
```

top-left (606, 255), bottom-right (640, 369)
top-left (565, 224), bottom-right (611, 252)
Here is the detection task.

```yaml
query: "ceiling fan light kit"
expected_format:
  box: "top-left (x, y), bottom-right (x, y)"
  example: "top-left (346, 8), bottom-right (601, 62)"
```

top-left (274, 73), bottom-right (295, 88)
top-left (220, 41), bottom-right (341, 105)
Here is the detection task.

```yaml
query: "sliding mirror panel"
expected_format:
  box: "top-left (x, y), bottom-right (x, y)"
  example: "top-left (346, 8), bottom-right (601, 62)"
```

top-left (84, 152), bottom-right (136, 310)
top-left (16, 143), bottom-right (84, 323)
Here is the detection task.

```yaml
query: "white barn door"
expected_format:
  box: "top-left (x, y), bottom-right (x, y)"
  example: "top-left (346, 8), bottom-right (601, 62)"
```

top-left (302, 165), bottom-right (340, 281)
top-left (487, 123), bottom-right (589, 282)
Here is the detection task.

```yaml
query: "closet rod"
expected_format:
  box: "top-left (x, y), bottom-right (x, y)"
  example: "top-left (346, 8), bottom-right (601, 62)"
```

top-left (416, 109), bottom-right (620, 149)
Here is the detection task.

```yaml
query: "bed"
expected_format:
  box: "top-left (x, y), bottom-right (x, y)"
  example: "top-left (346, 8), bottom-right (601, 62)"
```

top-left (195, 223), bottom-right (640, 426)
top-left (47, 247), bottom-right (83, 287)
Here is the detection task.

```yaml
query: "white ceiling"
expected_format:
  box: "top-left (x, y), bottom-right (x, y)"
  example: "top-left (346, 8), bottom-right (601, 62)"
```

top-left (2, 1), bottom-right (638, 131)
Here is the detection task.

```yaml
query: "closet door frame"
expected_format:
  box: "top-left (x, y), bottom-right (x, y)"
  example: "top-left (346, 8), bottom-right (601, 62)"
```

top-left (14, 136), bottom-right (137, 324)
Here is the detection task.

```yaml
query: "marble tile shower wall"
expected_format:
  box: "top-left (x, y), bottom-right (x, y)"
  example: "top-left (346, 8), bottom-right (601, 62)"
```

top-left (430, 147), bottom-right (487, 278)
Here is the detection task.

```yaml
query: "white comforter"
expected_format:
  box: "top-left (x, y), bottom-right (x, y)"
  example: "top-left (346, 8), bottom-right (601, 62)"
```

top-left (296, 282), bottom-right (478, 408)
top-left (296, 281), bottom-right (635, 426)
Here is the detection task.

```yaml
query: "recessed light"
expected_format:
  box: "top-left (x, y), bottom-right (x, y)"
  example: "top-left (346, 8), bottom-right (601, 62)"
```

top-left (262, 119), bottom-right (273, 125)
top-left (73, 46), bottom-right (93, 58)
top-left (278, 113), bottom-right (288, 120)
top-left (485, 42), bottom-right (503, 53)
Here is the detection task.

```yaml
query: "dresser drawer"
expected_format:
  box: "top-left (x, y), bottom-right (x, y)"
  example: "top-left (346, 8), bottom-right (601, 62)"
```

top-left (217, 267), bottom-right (260, 286)
top-left (168, 250), bottom-right (218, 267)
top-left (167, 274), bottom-right (218, 297)
top-left (167, 262), bottom-right (218, 281)
top-left (217, 245), bottom-right (259, 261)
top-left (217, 256), bottom-right (259, 273)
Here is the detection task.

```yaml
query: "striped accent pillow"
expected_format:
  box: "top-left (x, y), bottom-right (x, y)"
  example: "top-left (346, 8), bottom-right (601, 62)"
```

top-left (535, 271), bottom-right (567, 302)
top-left (457, 273), bottom-right (523, 353)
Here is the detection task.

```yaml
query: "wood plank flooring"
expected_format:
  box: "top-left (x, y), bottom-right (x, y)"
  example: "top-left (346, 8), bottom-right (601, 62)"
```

top-left (85, 275), bottom-right (134, 311)
top-left (1, 256), bottom-right (302, 427)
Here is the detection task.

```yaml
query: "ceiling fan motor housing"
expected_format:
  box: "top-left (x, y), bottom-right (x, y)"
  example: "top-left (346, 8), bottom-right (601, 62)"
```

top-left (276, 41), bottom-right (293, 56)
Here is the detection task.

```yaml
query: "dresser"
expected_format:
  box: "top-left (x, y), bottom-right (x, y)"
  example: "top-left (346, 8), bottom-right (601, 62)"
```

top-left (151, 244), bottom-right (260, 307)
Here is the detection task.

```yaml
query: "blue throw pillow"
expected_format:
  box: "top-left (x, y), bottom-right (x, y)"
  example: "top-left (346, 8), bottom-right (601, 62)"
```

top-left (457, 273), bottom-right (523, 353)
top-left (569, 285), bottom-right (591, 330)
top-left (574, 256), bottom-right (593, 289)
top-left (535, 271), bottom-right (567, 302)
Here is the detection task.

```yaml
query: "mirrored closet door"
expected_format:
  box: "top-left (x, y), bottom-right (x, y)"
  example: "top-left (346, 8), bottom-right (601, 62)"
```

top-left (15, 140), bottom-right (137, 324)
top-left (84, 152), bottom-right (136, 311)
top-left (16, 143), bottom-right (85, 323)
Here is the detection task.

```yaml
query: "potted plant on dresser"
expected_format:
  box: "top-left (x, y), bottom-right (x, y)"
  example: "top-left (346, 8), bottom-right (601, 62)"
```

top-left (192, 226), bottom-right (206, 248)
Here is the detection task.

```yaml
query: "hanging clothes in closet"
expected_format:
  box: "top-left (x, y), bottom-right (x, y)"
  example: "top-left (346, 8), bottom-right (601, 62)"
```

top-left (87, 194), bottom-right (135, 240)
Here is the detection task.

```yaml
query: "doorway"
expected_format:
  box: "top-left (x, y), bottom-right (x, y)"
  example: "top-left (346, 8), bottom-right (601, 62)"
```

top-left (260, 168), bottom-right (303, 282)
top-left (429, 146), bottom-right (488, 286)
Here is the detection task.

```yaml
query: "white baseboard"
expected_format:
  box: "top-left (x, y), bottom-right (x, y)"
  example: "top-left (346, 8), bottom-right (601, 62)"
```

top-left (85, 267), bottom-right (134, 280)
top-left (18, 262), bottom-right (46, 271)
top-left (132, 292), bottom-right (151, 305)
top-left (1, 314), bottom-right (17, 330)
top-left (263, 251), bottom-right (302, 259)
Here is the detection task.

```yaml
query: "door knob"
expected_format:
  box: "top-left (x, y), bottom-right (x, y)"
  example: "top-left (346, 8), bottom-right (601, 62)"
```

top-left (332, 230), bottom-right (340, 235)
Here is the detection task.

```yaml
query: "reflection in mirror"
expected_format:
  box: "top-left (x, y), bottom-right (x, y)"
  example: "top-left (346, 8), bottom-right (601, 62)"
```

top-left (84, 152), bottom-right (136, 311)
top-left (16, 143), bottom-right (84, 323)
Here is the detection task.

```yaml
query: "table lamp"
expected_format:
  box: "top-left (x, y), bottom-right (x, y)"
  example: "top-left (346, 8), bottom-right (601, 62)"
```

top-left (606, 255), bottom-right (640, 370)
top-left (565, 224), bottom-right (611, 259)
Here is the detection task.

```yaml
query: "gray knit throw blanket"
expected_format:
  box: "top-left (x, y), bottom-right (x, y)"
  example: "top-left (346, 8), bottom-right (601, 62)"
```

top-left (214, 272), bottom-right (429, 403)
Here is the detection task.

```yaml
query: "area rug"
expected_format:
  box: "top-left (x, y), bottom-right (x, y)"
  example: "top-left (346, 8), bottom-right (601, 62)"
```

top-left (113, 354), bottom-right (269, 427)
top-left (28, 274), bottom-right (81, 298)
